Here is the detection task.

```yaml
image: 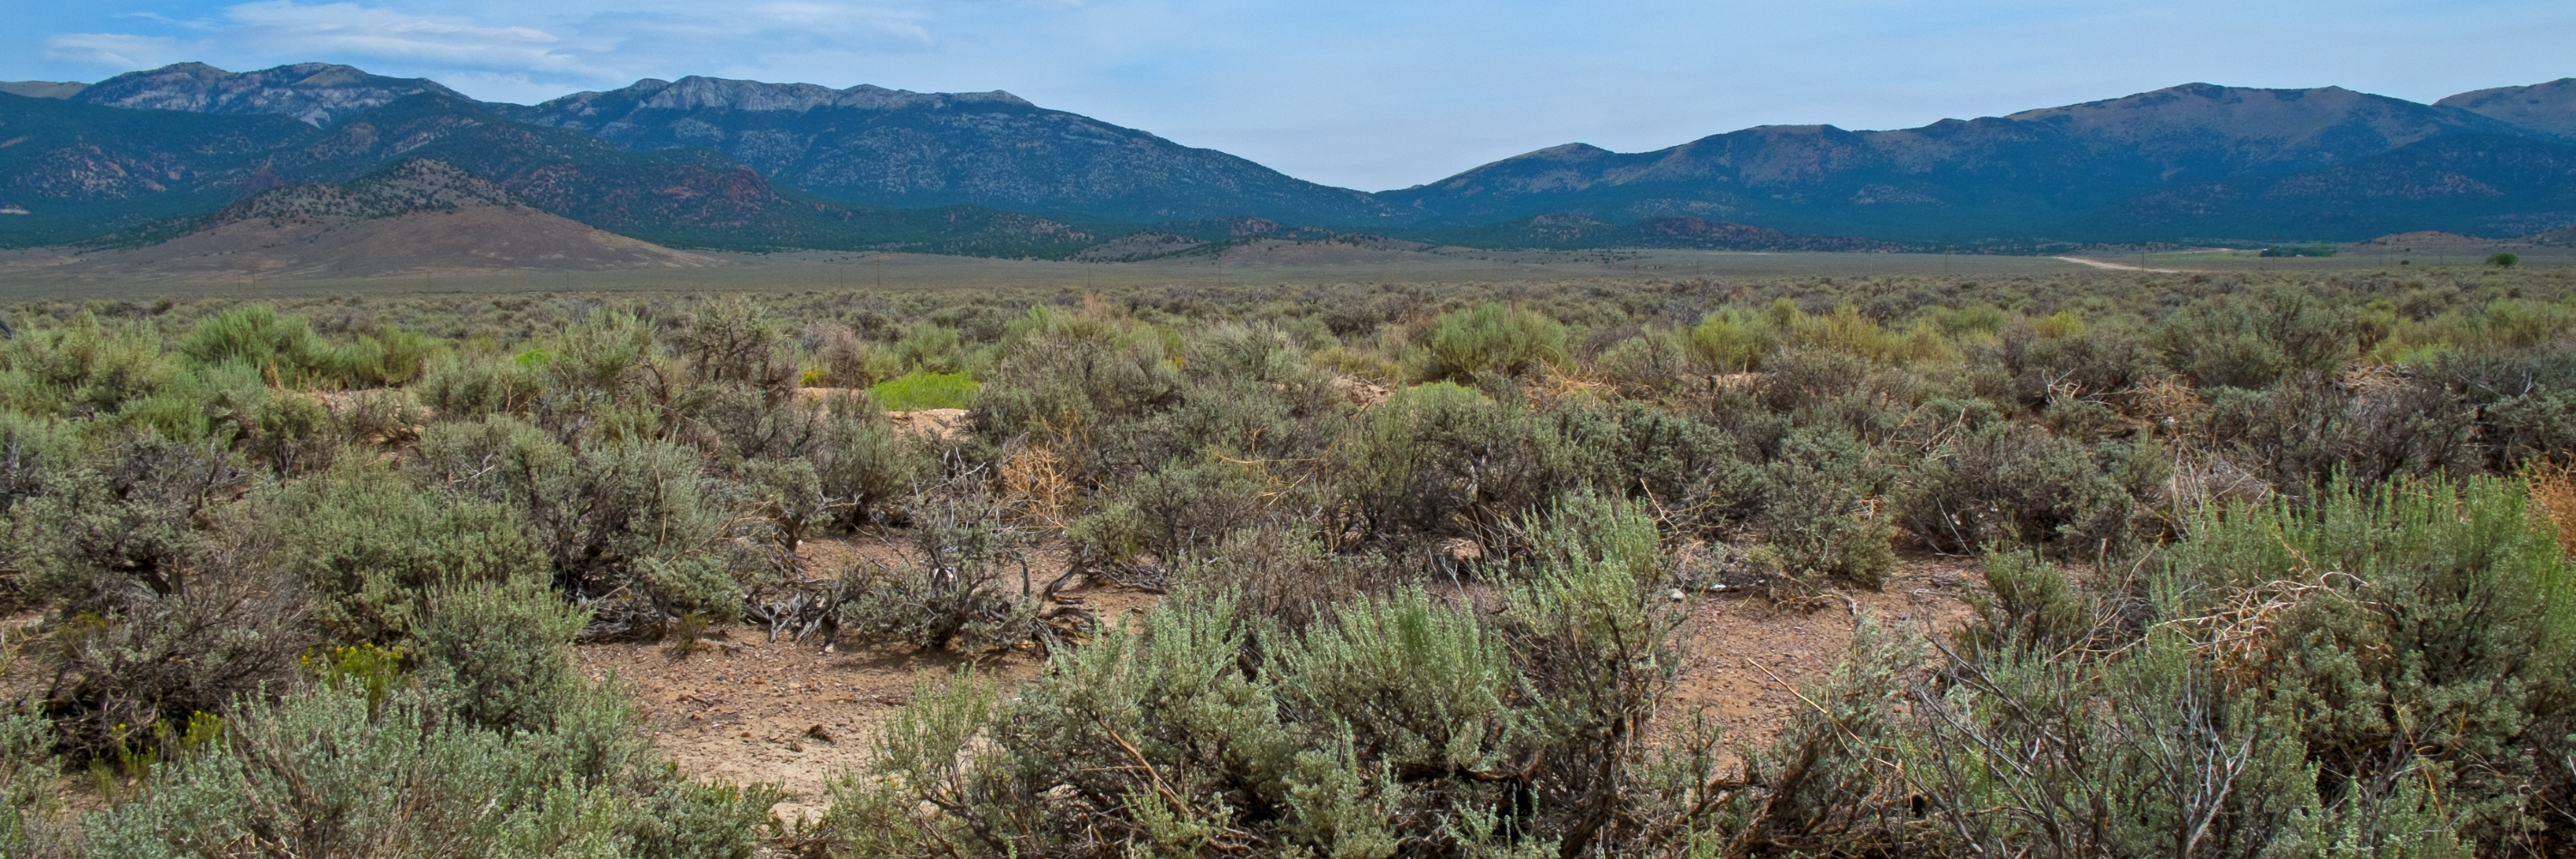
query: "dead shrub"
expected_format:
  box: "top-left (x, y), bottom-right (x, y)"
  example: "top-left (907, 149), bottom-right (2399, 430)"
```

top-left (2532, 460), bottom-right (2576, 557)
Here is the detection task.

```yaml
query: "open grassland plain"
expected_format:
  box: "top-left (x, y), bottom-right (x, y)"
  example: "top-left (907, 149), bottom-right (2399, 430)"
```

top-left (0, 265), bottom-right (2573, 857)
top-left (0, 245), bottom-right (2216, 302)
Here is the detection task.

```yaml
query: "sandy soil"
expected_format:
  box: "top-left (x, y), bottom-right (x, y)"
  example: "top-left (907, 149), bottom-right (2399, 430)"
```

top-left (580, 539), bottom-right (1982, 821)
top-left (574, 533), bottom-right (1161, 822)
top-left (1672, 555), bottom-right (1982, 759)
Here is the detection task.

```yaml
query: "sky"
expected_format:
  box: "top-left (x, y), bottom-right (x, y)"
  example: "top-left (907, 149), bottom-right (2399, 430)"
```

top-left (3, 0), bottom-right (2572, 192)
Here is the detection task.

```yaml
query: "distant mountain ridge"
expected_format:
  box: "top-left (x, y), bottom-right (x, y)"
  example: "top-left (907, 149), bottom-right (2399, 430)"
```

top-left (1378, 83), bottom-right (2552, 241)
top-left (0, 89), bottom-right (1121, 257)
top-left (9, 61), bottom-right (2576, 255)
top-left (2439, 79), bottom-right (2576, 140)
top-left (493, 76), bottom-right (1400, 224)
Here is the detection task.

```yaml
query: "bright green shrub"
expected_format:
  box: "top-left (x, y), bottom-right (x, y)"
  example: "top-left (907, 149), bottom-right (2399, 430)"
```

top-left (869, 371), bottom-right (979, 411)
top-left (415, 350), bottom-right (538, 418)
top-left (176, 304), bottom-right (335, 384)
top-left (1408, 302), bottom-right (1565, 382)
top-left (1690, 307), bottom-right (1780, 372)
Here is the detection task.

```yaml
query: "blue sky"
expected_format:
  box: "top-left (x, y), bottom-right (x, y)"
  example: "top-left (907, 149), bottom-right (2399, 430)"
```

top-left (4, 0), bottom-right (2571, 191)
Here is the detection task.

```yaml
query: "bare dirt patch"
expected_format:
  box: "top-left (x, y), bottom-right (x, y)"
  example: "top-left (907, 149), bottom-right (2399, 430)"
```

top-left (597, 550), bottom-right (1982, 819)
top-left (579, 534), bottom-right (1163, 823)
top-left (1672, 555), bottom-right (1982, 757)
top-left (578, 629), bottom-right (1042, 824)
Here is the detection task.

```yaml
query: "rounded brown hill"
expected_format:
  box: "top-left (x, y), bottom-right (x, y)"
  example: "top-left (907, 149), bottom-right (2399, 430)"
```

top-left (41, 158), bottom-right (720, 281)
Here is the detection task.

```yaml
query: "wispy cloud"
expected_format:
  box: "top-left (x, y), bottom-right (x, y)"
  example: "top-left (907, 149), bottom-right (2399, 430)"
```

top-left (42, 33), bottom-right (195, 69)
top-left (216, 2), bottom-right (605, 76)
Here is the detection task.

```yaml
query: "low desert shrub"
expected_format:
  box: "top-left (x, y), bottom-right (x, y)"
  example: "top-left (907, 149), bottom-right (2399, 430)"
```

top-left (261, 459), bottom-right (547, 644)
top-left (42, 576), bottom-right (307, 759)
top-left (414, 575), bottom-right (590, 734)
top-left (2155, 288), bottom-right (2355, 390)
top-left (809, 395), bottom-right (931, 531)
top-left (1896, 423), bottom-right (2163, 554)
top-left (9, 434), bottom-right (243, 609)
top-left (414, 350), bottom-right (539, 418)
top-left (835, 479), bottom-right (1044, 651)
top-left (416, 416), bottom-right (739, 624)
top-left (1753, 430), bottom-right (1896, 588)
top-left (824, 494), bottom-right (1705, 857)
top-left (1327, 382), bottom-right (1609, 545)
top-left (82, 674), bottom-right (777, 859)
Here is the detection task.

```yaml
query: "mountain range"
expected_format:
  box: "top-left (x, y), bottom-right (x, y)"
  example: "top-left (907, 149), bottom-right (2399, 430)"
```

top-left (4, 61), bottom-right (2575, 259)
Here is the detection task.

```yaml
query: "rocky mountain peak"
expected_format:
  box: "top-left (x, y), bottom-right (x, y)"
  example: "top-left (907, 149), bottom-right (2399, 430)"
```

top-left (634, 76), bottom-right (1030, 113)
top-left (71, 62), bottom-right (462, 126)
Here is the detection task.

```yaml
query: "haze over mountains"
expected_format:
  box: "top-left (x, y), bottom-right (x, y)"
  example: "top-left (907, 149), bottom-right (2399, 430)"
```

top-left (3, 61), bottom-right (2574, 262)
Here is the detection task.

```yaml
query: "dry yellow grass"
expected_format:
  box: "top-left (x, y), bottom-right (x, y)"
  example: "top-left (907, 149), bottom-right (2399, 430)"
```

top-left (2530, 460), bottom-right (2576, 557)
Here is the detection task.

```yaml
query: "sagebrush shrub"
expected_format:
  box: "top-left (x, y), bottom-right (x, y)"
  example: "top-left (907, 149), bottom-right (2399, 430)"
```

top-left (261, 459), bottom-right (546, 643)
top-left (416, 415), bottom-right (738, 623)
top-left (1896, 423), bottom-right (2161, 554)
top-left (416, 575), bottom-right (589, 734)
top-left (43, 574), bottom-right (307, 759)
top-left (1327, 383), bottom-right (1607, 545)
top-left (1753, 430), bottom-right (1896, 588)
top-left (84, 678), bottom-right (777, 859)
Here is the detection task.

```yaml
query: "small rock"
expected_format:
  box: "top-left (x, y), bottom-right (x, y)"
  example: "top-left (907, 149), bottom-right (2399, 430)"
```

top-left (787, 740), bottom-right (805, 752)
top-left (805, 724), bottom-right (835, 744)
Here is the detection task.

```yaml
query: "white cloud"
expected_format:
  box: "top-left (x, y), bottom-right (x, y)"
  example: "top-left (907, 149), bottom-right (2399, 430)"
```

top-left (216, 2), bottom-right (606, 76)
top-left (42, 33), bottom-right (194, 69)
